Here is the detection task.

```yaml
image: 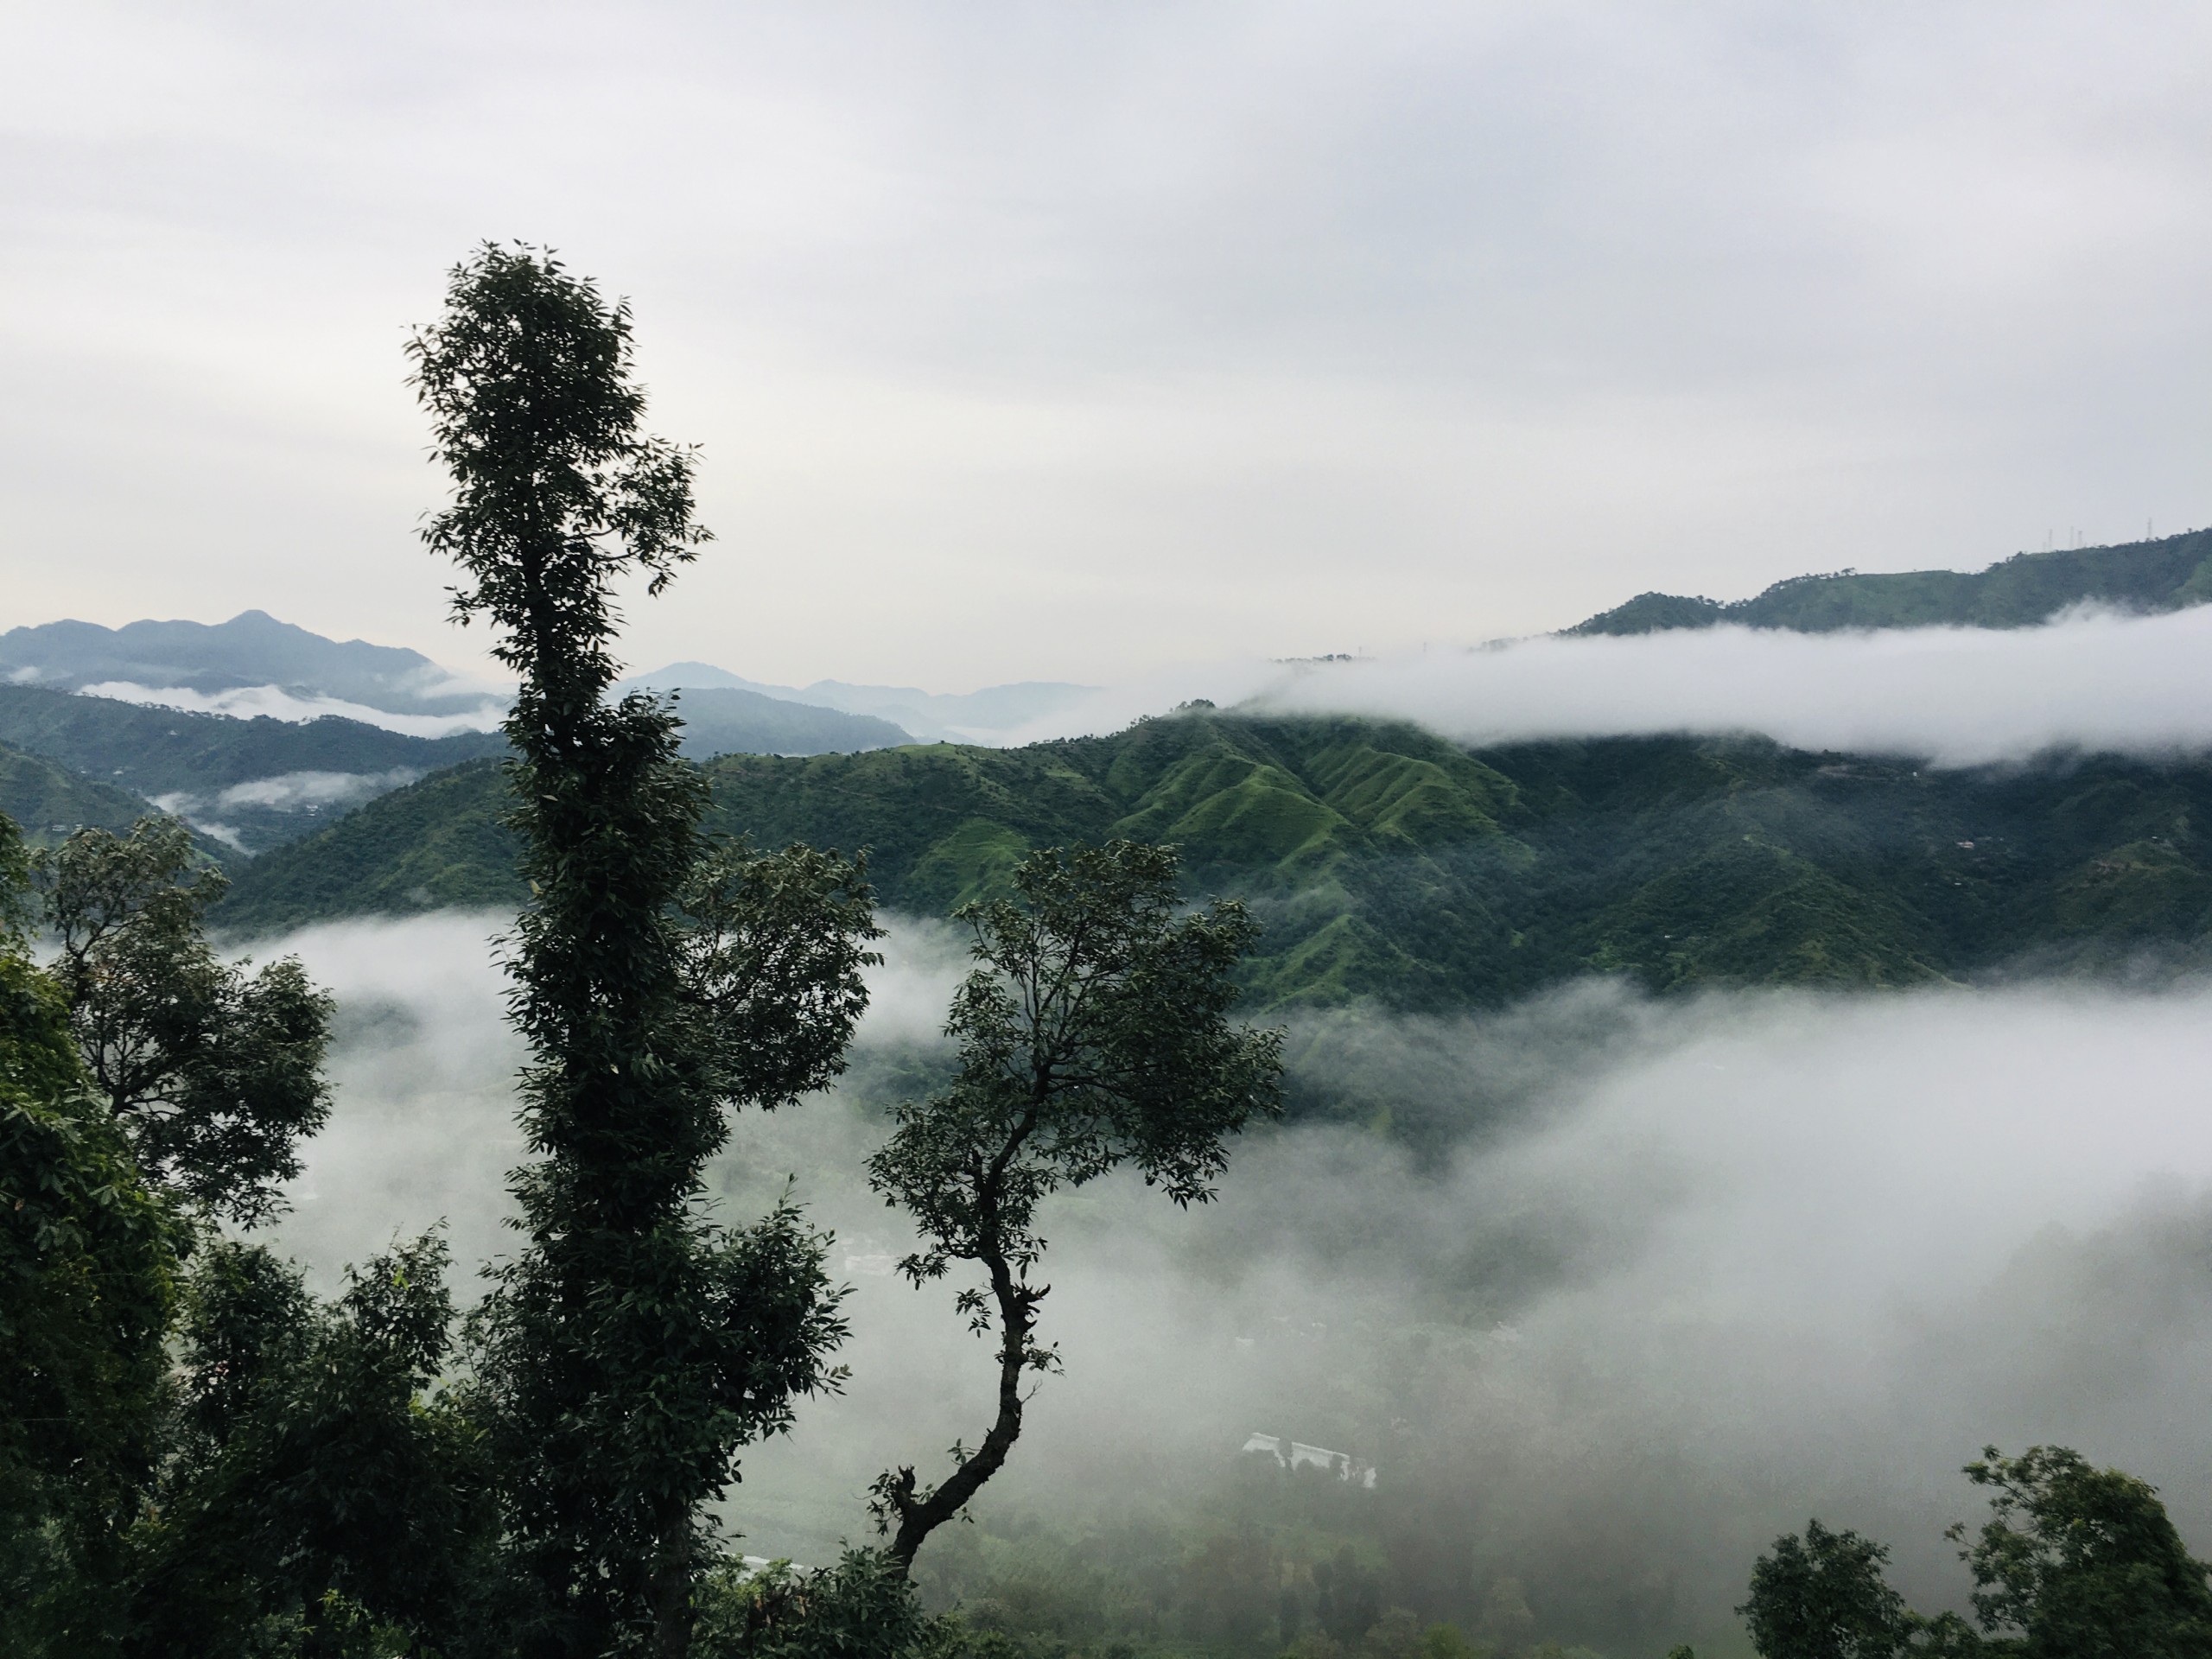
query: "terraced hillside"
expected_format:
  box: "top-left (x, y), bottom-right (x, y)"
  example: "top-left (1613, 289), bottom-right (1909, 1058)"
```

top-left (213, 712), bottom-right (2212, 1007)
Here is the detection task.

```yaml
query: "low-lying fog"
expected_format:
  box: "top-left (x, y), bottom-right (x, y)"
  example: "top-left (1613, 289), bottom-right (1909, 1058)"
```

top-left (267, 911), bottom-right (2212, 1649)
top-left (1014, 604), bottom-right (2212, 768)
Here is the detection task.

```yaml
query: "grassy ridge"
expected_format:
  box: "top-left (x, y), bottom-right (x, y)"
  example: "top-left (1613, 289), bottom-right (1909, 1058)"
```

top-left (211, 713), bottom-right (2212, 1007)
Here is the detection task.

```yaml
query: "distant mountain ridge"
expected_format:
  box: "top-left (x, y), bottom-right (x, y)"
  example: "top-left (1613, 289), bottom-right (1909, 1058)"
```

top-left (620, 662), bottom-right (1093, 744)
top-left (660, 686), bottom-right (912, 756)
top-left (1570, 528), bottom-right (2212, 636)
top-left (0, 609), bottom-right (500, 717)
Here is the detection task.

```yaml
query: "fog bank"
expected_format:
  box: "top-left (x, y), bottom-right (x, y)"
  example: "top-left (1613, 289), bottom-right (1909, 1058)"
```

top-left (1248, 607), bottom-right (2212, 766)
top-left (264, 912), bottom-right (2212, 1649)
top-left (1006, 607), bottom-right (2212, 768)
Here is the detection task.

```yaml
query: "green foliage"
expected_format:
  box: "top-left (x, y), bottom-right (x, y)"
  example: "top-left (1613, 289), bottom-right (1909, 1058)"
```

top-left (35, 817), bottom-right (334, 1227)
top-left (1738, 1520), bottom-right (1910, 1658)
top-left (0, 737), bottom-right (164, 851)
top-left (220, 713), bottom-right (2212, 1016)
top-left (119, 1235), bottom-right (500, 1657)
top-left (868, 842), bottom-right (1282, 1569)
top-left (0, 943), bottom-right (179, 1647)
top-left (1569, 529), bottom-right (2212, 635)
top-left (411, 243), bottom-right (877, 1656)
top-left (0, 680), bottom-right (506, 850)
top-left (1735, 1448), bottom-right (2212, 1659)
top-left (1945, 1445), bottom-right (2212, 1657)
top-left (693, 1549), bottom-right (963, 1658)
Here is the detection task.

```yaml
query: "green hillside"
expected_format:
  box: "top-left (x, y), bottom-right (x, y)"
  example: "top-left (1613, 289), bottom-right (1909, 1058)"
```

top-left (213, 712), bottom-right (2212, 1007)
top-left (0, 682), bottom-right (507, 796)
top-left (0, 739), bottom-right (168, 849)
top-left (1572, 527), bottom-right (2212, 634)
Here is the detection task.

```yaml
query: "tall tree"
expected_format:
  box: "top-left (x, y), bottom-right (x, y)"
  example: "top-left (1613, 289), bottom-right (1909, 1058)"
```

top-left (0, 813), bottom-right (179, 1648)
top-left (35, 817), bottom-right (333, 1229)
top-left (866, 839), bottom-right (1282, 1571)
top-left (410, 244), bottom-right (879, 1657)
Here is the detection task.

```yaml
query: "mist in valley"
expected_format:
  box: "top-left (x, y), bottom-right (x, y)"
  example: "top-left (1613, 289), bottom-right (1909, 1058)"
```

top-left (256, 908), bottom-right (2212, 1653)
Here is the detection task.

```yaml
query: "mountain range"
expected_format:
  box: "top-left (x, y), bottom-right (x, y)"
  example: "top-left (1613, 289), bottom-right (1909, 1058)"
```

top-left (10, 524), bottom-right (2212, 1014)
top-left (0, 609), bottom-right (499, 719)
top-left (616, 662), bottom-right (1095, 744)
top-left (212, 709), bottom-right (2212, 1027)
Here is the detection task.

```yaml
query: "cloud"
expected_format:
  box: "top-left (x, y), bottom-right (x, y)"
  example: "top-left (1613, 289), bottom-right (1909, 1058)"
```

top-left (254, 909), bottom-right (2212, 1644)
top-left (79, 681), bottom-right (504, 737)
top-left (1232, 605), bottom-right (2212, 766)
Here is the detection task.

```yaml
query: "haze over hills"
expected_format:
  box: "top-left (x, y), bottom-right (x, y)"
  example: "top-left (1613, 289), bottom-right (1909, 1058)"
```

top-left (1570, 526), bottom-right (2212, 636)
top-left (618, 661), bottom-right (1094, 744)
top-left (0, 609), bottom-right (504, 721)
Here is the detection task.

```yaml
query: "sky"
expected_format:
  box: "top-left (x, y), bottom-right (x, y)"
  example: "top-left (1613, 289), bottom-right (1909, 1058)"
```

top-left (5, 2), bottom-right (2211, 689)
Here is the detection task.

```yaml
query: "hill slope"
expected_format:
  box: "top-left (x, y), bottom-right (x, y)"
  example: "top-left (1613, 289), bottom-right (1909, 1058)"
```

top-left (215, 714), bottom-right (2212, 1007)
top-left (0, 740), bottom-right (170, 849)
top-left (0, 683), bottom-right (510, 854)
top-left (1571, 529), bottom-right (2212, 635)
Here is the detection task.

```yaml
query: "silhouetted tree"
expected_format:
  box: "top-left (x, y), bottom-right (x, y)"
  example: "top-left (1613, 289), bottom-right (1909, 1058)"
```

top-left (410, 243), bottom-right (879, 1656)
top-left (867, 840), bottom-right (1281, 1571)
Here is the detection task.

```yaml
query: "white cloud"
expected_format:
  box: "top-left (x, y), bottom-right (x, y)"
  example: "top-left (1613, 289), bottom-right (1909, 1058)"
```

top-left (1237, 606), bottom-right (2212, 766)
top-left (78, 680), bottom-right (503, 737)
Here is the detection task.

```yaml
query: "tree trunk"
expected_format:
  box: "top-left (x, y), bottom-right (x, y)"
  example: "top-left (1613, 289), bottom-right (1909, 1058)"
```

top-left (887, 1248), bottom-right (1039, 1572)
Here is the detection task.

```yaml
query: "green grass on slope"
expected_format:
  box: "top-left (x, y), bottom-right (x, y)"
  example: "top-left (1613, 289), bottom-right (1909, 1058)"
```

top-left (213, 713), bottom-right (2212, 1006)
top-left (1572, 527), bottom-right (2212, 634)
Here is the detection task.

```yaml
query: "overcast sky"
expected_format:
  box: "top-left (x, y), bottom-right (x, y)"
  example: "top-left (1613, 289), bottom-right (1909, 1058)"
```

top-left (4, 2), bottom-right (2209, 688)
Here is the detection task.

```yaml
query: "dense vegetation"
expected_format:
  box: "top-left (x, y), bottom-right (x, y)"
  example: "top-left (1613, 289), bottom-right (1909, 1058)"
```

top-left (1571, 529), bottom-right (2212, 636)
top-left (216, 710), bottom-right (2212, 1007)
top-left (0, 738), bottom-right (166, 848)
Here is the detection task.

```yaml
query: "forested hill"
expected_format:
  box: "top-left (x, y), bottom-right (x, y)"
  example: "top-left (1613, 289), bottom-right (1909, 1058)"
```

top-left (0, 739), bottom-right (171, 849)
top-left (1571, 528), bottom-right (2212, 635)
top-left (215, 712), bottom-right (2212, 1008)
top-left (0, 682), bottom-right (507, 798)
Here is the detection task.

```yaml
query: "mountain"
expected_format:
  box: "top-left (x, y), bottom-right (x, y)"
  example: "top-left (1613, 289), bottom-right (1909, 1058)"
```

top-left (0, 610), bottom-right (499, 718)
top-left (1570, 528), bottom-right (2212, 635)
top-left (0, 683), bottom-right (509, 855)
top-left (663, 686), bottom-right (912, 756)
top-left (213, 710), bottom-right (2212, 1010)
top-left (620, 662), bottom-right (1093, 744)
